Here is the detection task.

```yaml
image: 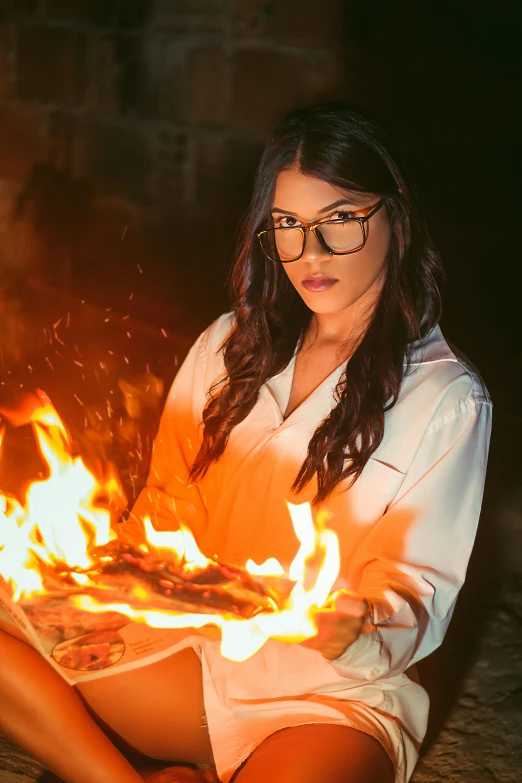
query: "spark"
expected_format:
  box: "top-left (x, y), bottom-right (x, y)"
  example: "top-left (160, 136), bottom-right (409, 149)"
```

top-left (121, 225), bottom-right (128, 240)
top-left (73, 394), bottom-right (84, 406)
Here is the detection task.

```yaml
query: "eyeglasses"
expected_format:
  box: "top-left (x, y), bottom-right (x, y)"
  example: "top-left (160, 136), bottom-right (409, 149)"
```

top-left (256, 201), bottom-right (384, 263)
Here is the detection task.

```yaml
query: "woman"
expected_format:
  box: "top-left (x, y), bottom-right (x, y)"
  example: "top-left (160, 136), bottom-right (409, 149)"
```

top-left (0, 102), bottom-right (492, 783)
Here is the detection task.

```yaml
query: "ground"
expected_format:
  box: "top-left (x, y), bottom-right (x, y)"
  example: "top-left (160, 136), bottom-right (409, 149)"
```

top-left (413, 576), bottom-right (522, 783)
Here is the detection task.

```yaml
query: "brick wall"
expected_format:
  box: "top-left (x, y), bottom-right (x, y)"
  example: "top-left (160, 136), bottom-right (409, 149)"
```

top-left (0, 0), bottom-right (348, 226)
top-left (0, 1), bottom-right (520, 222)
top-left (0, 0), bottom-right (359, 328)
top-left (0, 0), bottom-right (521, 396)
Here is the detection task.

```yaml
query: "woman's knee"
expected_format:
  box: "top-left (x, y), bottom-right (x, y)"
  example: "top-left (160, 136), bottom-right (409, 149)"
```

top-left (232, 724), bottom-right (395, 783)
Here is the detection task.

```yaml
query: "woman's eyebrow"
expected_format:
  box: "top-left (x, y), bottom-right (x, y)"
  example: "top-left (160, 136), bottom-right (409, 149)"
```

top-left (271, 198), bottom-right (363, 217)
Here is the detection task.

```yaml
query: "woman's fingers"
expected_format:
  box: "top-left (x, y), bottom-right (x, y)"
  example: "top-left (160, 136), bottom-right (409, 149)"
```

top-left (300, 601), bottom-right (368, 659)
top-left (331, 592), bottom-right (368, 617)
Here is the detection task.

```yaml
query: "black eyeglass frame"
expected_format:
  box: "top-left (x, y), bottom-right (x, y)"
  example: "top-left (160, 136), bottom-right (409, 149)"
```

top-left (256, 200), bottom-right (385, 263)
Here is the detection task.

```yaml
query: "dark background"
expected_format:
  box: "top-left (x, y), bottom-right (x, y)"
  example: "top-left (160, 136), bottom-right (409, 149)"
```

top-left (0, 0), bottom-right (521, 775)
top-left (0, 1), bottom-right (520, 404)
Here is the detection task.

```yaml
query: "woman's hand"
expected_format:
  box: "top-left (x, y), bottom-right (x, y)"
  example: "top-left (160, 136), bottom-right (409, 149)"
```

top-left (300, 592), bottom-right (368, 661)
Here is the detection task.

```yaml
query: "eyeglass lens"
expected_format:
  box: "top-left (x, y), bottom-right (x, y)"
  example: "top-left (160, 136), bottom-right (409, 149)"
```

top-left (260, 221), bottom-right (364, 261)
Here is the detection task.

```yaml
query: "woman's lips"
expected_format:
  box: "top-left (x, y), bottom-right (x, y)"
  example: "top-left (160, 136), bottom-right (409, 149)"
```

top-left (302, 278), bottom-right (338, 292)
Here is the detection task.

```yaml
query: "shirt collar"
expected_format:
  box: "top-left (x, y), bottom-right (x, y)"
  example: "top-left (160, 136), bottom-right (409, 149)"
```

top-left (264, 322), bottom-right (455, 431)
top-left (406, 324), bottom-right (456, 366)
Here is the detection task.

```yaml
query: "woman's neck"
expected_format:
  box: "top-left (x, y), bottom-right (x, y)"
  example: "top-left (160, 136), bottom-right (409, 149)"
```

top-left (306, 293), bottom-right (379, 357)
top-left (308, 270), bottom-right (384, 349)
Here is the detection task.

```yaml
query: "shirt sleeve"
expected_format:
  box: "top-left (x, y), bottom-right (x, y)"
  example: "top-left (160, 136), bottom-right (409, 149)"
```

top-left (330, 385), bottom-right (493, 682)
top-left (120, 329), bottom-right (210, 547)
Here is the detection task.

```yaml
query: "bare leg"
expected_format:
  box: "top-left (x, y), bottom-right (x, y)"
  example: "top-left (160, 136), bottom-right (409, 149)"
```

top-left (0, 628), bottom-right (144, 783)
top-left (232, 724), bottom-right (395, 783)
top-left (75, 645), bottom-right (213, 765)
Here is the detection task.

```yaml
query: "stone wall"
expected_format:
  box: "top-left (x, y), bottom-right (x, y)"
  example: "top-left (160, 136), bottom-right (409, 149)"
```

top-left (0, 1), bottom-right (520, 405)
top-left (0, 0), bottom-right (348, 223)
top-left (0, 1), bottom-right (520, 212)
top-left (0, 0), bottom-right (358, 327)
top-left (0, 1), bottom-right (521, 337)
top-left (0, 1), bottom-right (520, 415)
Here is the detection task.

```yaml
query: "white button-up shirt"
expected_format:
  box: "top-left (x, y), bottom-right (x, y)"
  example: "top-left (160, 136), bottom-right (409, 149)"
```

top-left (131, 312), bottom-right (492, 783)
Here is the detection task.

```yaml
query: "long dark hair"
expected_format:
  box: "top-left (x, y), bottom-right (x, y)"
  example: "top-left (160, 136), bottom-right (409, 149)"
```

top-left (189, 101), bottom-right (445, 504)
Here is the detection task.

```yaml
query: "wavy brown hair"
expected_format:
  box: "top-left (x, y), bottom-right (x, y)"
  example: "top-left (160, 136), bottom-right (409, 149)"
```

top-left (189, 101), bottom-right (445, 504)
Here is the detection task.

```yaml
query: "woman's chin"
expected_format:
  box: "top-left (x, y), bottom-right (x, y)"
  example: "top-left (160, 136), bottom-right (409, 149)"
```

top-left (300, 294), bottom-right (356, 315)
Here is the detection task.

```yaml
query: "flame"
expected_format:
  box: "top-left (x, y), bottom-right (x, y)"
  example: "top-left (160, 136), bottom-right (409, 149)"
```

top-left (246, 557), bottom-right (284, 577)
top-left (0, 394), bottom-right (121, 600)
top-left (0, 396), bottom-right (347, 662)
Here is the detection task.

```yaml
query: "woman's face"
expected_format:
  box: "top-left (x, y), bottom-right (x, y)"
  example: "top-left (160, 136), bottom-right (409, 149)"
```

top-left (271, 166), bottom-right (391, 318)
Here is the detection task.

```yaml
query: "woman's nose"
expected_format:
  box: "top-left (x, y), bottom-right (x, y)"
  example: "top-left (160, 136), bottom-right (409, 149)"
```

top-left (301, 228), bottom-right (327, 261)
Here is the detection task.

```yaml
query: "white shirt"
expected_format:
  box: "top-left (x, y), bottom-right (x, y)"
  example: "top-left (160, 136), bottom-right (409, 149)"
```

top-left (131, 312), bottom-right (492, 783)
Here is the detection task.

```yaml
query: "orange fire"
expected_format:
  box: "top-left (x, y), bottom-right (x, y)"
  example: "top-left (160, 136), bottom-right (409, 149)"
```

top-left (0, 395), bottom-right (346, 662)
